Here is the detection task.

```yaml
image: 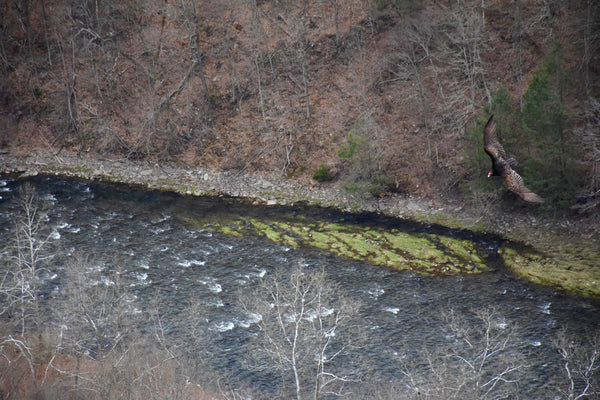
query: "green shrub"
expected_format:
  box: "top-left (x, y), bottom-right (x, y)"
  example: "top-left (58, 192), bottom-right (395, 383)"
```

top-left (313, 163), bottom-right (333, 182)
top-left (32, 85), bottom-right (43, 98)
top-left (343, 182), bottom-right (362, 193)
top-left (367, 183), bottom-right (383, 197)
top-left (337, 132), bottom-right (361, 160)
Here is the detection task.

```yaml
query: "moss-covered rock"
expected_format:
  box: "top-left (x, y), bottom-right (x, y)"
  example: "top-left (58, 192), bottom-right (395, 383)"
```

top-left (499, 243), bottom-right (600, 298)
top-left (192, 215), bottom-right (488, 276)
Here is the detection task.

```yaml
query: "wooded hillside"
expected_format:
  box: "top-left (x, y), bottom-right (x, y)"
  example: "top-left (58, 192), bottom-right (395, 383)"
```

top-left (1, 0), bottom-right (599, 209)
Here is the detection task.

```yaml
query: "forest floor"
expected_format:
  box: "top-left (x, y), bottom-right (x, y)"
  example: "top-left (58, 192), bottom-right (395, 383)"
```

top-left (2, 150), bottom-right (599, 298)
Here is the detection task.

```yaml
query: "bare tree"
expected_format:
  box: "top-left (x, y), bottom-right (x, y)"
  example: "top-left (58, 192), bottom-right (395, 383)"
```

top-left (53, 252), bottom-right (142, 363)
top-left (553, 328), bottom-right (600, 400)
top-left (240, 264), bottom-right (361, 400)
top-left (0, 184), bottom-right (60, 396)
top-left (386, 20), bottom-right (442, 160)
top-left (512, 0), bottom-right (525, 110)
top-left (399, 308), bottom-right (523, 400)
top-left (242, 0), bottom-right (270, 127)
top-left (177, 0), bottom-right (211, 102)
top-left (581, 0), bottom-right (600, 99)
top-left (574, 97), bottom-right (600, 212)
top-left (151, 293), bottom-right (215, 389)
top-left (50, 253), bottom-right (197, 400)
top-left (13, 0), bottom-right (33, 49)
top-left (0, 184), bottom-right (54, 337)
top-left (440, 0), bottom-right (489, 130)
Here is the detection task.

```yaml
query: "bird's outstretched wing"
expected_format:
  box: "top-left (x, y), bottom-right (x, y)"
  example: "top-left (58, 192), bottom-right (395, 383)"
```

top-left (483, 114), bottom-right (544, 203)
top-left (503, 168), bottom-right (544, 203)
top-left (483, 115), bottom-right (507, 161)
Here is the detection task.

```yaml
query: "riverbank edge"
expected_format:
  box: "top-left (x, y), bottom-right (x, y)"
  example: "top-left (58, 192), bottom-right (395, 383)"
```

top-left (0, 151), bottom-right (463, 222)
top-left (2, 151), bottom-right (599, 298)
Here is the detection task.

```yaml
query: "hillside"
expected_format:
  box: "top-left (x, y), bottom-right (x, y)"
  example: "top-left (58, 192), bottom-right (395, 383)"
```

top-left (2, 4), bottom-right (600, 397)
top-left (1, 0), bottom-right (599, 211)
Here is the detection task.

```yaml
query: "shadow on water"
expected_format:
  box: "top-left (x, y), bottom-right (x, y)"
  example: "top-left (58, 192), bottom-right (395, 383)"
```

top-left (1, 176), bottom-right (599, 396)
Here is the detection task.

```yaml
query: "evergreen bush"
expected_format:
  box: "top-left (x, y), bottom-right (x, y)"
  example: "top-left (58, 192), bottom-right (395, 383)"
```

top-left (312, 163), bottom-right (333, 182)
top-left (462, 44), bottom-right (586, 208)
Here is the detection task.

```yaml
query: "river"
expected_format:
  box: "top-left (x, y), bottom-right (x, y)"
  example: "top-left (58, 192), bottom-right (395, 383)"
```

top-left (0, 176), bottom-right (598, 398)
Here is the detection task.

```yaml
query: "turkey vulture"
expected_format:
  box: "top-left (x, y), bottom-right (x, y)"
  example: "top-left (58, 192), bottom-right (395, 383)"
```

top-left (483, 115), bottom-right (543, 203)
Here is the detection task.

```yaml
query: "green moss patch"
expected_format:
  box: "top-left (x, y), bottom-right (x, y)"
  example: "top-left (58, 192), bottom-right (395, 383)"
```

top-left (191, 215), bottom-right (488, 276)
top-left (499, 243), bottom-right (600, 299)
top-left (177, 210), bottom-right (600, 297)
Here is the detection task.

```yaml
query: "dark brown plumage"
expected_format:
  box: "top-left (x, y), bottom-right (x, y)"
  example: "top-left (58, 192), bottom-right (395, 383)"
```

top-left (483, 115), bottom-right (543, 203)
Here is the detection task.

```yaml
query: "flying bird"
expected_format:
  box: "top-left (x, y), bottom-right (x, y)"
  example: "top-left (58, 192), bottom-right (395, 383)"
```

top-left (483, 115), bottom-right (543, 203)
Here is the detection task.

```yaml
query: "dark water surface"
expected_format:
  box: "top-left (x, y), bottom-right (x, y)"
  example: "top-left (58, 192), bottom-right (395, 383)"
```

top-left (0, 176), bottom-right (598, 396)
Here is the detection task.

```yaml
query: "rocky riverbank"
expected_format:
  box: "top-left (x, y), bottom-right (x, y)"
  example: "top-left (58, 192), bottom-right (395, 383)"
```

top-left (0, 150), bottom-right (454, 220)
top-left (2, 151), bottom-right (599, 298)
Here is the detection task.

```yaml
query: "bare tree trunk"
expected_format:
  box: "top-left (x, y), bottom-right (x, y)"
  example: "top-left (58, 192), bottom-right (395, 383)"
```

top-left (154, 14), bottom-right (165, 66)
top-left (179, 0), bottom-right (210, 102)
top-left (582, 0), bottom-right (596, 99)
top-left (0, 24), bottom-right (11, 70)
top-left (247, 0), bottom-right (269, 127)
top-left (575, 98), bottom-right (600, 210)
top-left (228, 41), bottom-right (243, 111)
top-left (300, 0), bottom-right (310, 119)
top-left (331, 0), bottom-right (340, 41)
top-left (15, 0), bottom-right (33, 48)
top-left (40, 0), bottom-right (52, 66)
top-left (66, 40), bottom-right (80, 138)
top-left (282, 130), bottom-right (294, 175)
top-left (192, 38), bottom-right (210, 102)
top-left (300, 51), bottom-right (311, 119)
top-left (513, 0), bottom-right (524, 110)
top-left (254, 56), bottom-right (268, 127)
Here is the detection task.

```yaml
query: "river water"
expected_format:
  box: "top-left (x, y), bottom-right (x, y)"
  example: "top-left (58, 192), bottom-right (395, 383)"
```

top-left (0, 176), bottom-right (598, 397)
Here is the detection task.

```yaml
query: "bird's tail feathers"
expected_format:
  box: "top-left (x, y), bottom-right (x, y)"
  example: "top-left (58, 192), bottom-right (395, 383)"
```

top-left (520, 191), bottom-right (544, 203)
